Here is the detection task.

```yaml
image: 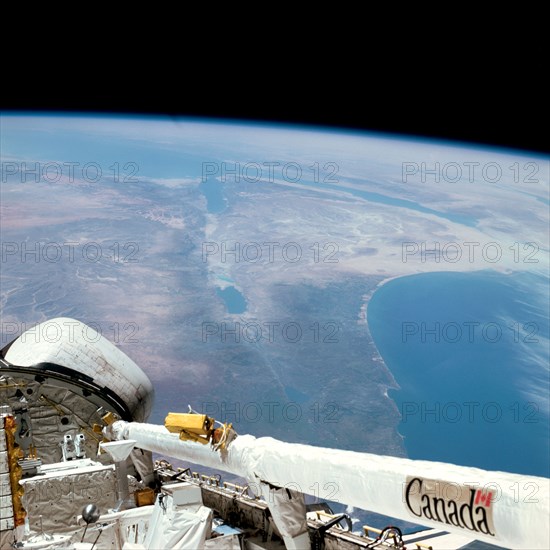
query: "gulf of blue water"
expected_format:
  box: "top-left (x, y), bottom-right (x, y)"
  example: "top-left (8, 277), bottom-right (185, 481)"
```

top-left (367, 270), bottom-right (549, 477)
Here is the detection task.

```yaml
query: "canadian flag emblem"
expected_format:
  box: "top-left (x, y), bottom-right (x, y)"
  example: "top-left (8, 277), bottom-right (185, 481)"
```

top-left (475, 489), bottom-right (493, 508)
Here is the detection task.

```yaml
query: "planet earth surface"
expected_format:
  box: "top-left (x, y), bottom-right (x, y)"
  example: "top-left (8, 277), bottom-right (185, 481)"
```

top-left (1, 115), bottom-right (548, 533)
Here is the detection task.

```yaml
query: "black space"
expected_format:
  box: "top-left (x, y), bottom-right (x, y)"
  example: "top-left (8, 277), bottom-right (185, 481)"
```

top-left (1, 47), bottom-right (547, 155)
top-left (2, 9), bottom-right (547, 154)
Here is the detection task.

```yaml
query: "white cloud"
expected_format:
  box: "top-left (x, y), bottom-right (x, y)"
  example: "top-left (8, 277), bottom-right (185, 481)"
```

top-left (147, 177), bottom-right (201, 188)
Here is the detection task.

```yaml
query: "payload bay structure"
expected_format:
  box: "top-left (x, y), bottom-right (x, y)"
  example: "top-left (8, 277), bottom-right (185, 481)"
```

top-left (0, 318), bottom-right (548, 549)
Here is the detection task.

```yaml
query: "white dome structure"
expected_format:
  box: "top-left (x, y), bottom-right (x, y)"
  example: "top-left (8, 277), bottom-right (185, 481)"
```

top-left (1, 317), bottom-right (154, 423)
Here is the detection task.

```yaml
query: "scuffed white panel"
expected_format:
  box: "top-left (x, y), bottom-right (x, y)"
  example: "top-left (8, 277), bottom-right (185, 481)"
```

top-left (144, 494), bottom-right (212, 550)
top-left (260, 483), bottom-right (308, 542)
top-left (4, 318), bottom-right (153, 421)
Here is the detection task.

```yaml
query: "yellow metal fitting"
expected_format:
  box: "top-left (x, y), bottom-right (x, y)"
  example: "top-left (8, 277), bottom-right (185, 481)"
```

top-left (165, 413), bottom-right (214, 436)
top-left (101, 411), bottom-right (117, 425)
top-left (4, 415), bottom-right (26, 527)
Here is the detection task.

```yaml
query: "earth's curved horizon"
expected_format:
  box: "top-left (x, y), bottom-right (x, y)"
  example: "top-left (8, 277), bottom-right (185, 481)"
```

top-left (1, 114), bottom-right (548, 530)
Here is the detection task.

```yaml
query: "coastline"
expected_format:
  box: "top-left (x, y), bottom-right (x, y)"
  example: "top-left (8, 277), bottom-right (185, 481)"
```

top-left (363, 268), bottom-right (549, 476)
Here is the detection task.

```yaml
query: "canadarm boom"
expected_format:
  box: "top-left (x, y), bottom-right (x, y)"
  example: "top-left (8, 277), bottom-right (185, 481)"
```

top-left (109, 420), bottom-right (550, 549)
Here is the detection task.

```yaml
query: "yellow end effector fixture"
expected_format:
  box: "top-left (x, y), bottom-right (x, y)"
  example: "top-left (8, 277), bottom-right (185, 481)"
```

top-left (165, 413), bottom-right (215, 445)
top-left (164, 411), bottom-right (236, 451)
